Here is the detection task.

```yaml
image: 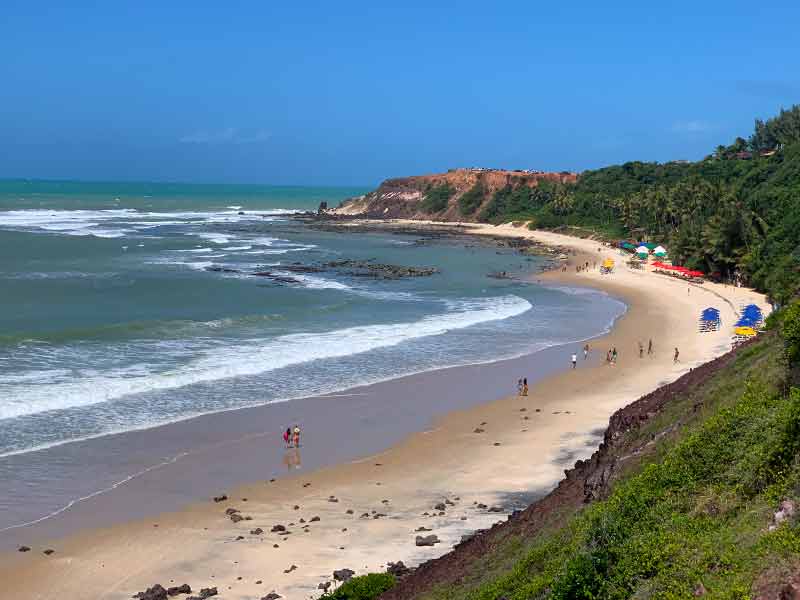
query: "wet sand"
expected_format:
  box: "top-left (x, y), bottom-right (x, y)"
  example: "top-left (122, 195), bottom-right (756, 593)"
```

top-left (0, 226), bottom-right (768, 600)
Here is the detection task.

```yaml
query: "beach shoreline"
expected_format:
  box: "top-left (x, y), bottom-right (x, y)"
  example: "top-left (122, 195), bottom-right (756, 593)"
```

top-left (0, 223), bottom-right (769, 600)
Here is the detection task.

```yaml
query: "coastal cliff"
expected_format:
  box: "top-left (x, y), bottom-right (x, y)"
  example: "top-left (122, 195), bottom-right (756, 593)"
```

top-left (334, 169), bottom-right (577, 221)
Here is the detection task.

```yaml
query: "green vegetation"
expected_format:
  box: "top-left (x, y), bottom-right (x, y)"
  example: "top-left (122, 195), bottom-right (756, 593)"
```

top-left (409, 313), bottom-right (800, 599)
top-left (458, 183), bottom-right (485, 216)
top-left (421, 184), bottom-right (455, 213)
top-left (322, 573), bottom-right (395, 599)
top-left (468, 106), bottom-right (800, 304)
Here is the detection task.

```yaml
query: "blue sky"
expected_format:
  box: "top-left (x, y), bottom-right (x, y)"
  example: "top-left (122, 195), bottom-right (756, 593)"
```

top-left (1, 1), bottom-right (798, 186)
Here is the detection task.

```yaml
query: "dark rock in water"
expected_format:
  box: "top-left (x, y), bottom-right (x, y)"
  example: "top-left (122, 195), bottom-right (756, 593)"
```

top-left (167, 584), bottom-right (191, 596)
top-left (473, 428), bottom-right (485, 433)
top-left (283, 564), bottom-right (298, 574)
top-left (250, 528), bottom-right (264, 535)
top-left (43, 548), bottom-right (55, 555)
top-left (196, 588), bottom-right (218, 599)
top-left (415, 534), bottom-right (440, 547)
top-left (213, 495), bottom-right (228, 503)
top-left (333, 568), bottom-right (355, 582)
top-left (230, 513), bottom-right (244, 523)
top-left (318, 581), bottom-right (332, 591)
top-left (310, 516), bottom-right (321, 522)
top-left (225, 508), bottom-right (240, 515)
top-left (270, 524), bottom-right (286, 532)
top-left (235, 535), bottom-right (244, 541)
top-left (18, 546), bottom-right (30, 552)
top-left (415, 526), bottom-right (432, 532)
top-left (261, 593), bottom-right (282, 600)
top-left (238, 211), bottom-right (245, 215)
top-left (434, 502), bottom-right (446, 511)
top-left (386, 561), bottom-right (410, 577)
top-left (323, 259), bottom-right (438, 279)
top-left (318, 201), bottom-right (328, 214)
top-left (252, 271), bottom-right (301, 284)
top-left (488, 506), bottom-right (503, 513)
top-left (133, 584), bottom-right (168, 600)
top-left (476, 503), bottom-right (488, 509)
top-left (345, 509), bottom-right (354, 514)
top-left (205, 266), bottom-right (240, 274)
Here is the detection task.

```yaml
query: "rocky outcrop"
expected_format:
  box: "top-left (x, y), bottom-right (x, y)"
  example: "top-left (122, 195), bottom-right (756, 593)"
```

top-left (333, 168), bottom-right (578, 221)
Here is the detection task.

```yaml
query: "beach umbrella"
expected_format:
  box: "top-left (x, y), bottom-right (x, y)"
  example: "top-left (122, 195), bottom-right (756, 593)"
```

top-left (635, 246), bottom-right (649, 259)
top-left (653, 245), bottom-right (667, 257)
top-left (602, 258), bottom-right (615, 269)
top-left (734, 326), bottom-right (757, 336)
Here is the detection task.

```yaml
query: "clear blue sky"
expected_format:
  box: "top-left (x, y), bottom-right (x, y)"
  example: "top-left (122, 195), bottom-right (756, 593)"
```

top-left (2, 1), bottom-right (798, 186)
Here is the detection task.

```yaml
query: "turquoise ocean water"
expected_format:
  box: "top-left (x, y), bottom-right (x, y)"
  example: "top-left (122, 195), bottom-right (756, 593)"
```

top-left (0, 179), bottom-right (625, 460)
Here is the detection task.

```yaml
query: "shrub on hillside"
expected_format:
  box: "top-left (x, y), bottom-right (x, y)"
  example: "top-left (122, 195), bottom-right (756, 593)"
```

top-left (322, 573), bottom-right (396, 599)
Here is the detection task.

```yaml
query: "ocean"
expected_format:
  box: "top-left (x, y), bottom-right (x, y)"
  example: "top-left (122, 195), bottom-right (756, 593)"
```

top-left (0, 179), bottom-right (626, 535)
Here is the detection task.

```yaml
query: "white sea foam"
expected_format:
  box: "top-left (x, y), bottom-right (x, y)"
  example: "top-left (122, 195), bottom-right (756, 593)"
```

top-left (0, 207), bottom-right (300, 239)
top-left (0, 295), bottom-right (532, 421)
top-left (283, 273), bottom-right (351, 290)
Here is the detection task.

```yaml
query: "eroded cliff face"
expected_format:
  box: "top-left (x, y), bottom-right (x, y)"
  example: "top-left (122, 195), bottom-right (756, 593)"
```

top-left (334, 169), bottom-right (578, 221)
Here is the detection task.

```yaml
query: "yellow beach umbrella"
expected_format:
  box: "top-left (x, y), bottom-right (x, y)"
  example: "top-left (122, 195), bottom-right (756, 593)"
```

top-left (602, 258), bottom-right (615, 268)
top-left (734, 326), bottom-right (756, 336)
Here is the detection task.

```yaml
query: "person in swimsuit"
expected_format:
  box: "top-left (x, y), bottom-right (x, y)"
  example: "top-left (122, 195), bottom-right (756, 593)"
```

top-left (283, 427), bottom-right (291, 448)
top-left (293, 425), bottom-right (301, 448)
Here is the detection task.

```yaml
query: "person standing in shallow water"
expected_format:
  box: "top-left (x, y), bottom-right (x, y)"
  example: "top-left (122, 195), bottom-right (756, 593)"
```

top-left (571, 353), bottom-right (577, 369)
top-left (293, 425), bottom-right (301, 448)
top-left (583, 344), bottom-right (590, 360)
top-left (674, 347), bottom-right (680, 363)
top-left (517, 378), bottom-right (523, 396)
top-left (612, 347), bottom-right (618, 364)
top-left (522, 378), bottom-right (528, 396)
top-left (283, 427), bottom-right (291, 448)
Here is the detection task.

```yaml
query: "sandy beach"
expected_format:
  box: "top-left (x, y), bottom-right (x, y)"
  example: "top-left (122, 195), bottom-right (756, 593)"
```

top-left (0, 225), bottom-right (768, 600)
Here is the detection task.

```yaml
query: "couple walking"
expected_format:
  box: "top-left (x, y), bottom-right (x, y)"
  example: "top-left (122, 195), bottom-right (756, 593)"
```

top-left (517, 378), bottom-right (528, 396)
top-left (283, 425), bottom-right (301, 448)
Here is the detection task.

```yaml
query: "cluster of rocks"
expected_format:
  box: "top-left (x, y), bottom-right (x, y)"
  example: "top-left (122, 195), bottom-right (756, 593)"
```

top-left (225, 507), bottom-right (252, 523)
top-left (17, 545), bottom-right (55, 555)
top-left (132, 583), bottom-right (196, 600)
top-left (323, 260), bottom-right (438, 279)
top-left (203, 259), bottom-right (437, 284)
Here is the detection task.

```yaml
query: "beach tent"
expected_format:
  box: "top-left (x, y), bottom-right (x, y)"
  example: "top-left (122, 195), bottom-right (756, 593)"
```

top-left (701, 308), bottom-right (720, 321)
top-left (653, 245), bottom-right (667, 257)
top-left (635, 245), bottom-right (649, 258)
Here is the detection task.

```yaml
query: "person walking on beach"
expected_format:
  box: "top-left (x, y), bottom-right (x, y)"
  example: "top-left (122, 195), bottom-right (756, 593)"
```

top-left (571, 353), bottom-right (577, 369)
top-left (606, 349), bottom-right (612, 364)
top-left (583, 343), bottom-right (589, 360)
top-left (293, 425), bottom-right (301, 448)
top-left (522, 377), bottom-right (528, 396)
top-left (648, 338), bottom-right (653, 356)
top-left (612, 347), bottom-right (618, 364)
top-left (283, 427), bottom-right (292, 448)
top-left (638, 341), bottom-right (644, 358)
top-left (674, 347), bottom-right (680, 363)
top-left (517, 378), bottom-right (523, 396)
